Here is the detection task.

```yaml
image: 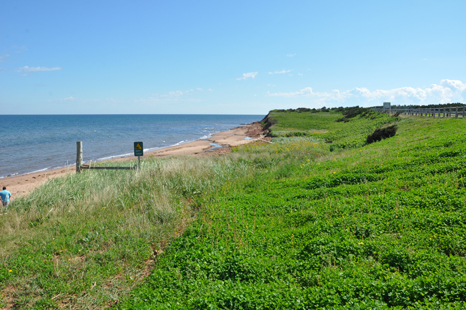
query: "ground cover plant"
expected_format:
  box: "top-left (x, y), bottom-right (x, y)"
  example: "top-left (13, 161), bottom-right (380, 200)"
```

top-left (263, 108), bottom-right (396, 151)
top-left (3, 110), bottom-right (466, 309)
top-left (116, 112), bottom-right (466, 309)
top-left (0, 157), bottom-right (253, 309)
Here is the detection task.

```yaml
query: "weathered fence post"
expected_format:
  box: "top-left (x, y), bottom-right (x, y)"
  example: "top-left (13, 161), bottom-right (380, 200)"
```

top-left (76, 141), bottom-right (83, 173)
top-left (456, 107), bottom-right (459, 118)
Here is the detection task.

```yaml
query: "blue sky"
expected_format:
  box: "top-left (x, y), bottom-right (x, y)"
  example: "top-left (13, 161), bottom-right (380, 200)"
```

top-left (1, 0), bottom-right (465, 114)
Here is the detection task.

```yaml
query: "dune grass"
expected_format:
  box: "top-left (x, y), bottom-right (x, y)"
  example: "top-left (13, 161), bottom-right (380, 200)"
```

top-left (0, 156), bottom-right (251, 308)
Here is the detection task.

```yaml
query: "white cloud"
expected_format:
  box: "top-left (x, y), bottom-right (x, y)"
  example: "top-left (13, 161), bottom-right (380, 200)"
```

top-left (268, 69), bottom-right (291, 75)
top-left (236, 72), bottom-right (258, 80)
top-left (0, 53), bottom-right (10, 62)
top-left (197, 88), bottom-right (203, 91)
top-left (16, 66), bottom-right (62, 75)
top-left (267, 79), bottom-right (466, 105)
top-left (208, 88), bottom-right (213, 91)
top-left (298, 73), bottom-right (303, 76)
top-left (286, 53), bottom-right (296, 57)
top-left (55, 90), bottom-right (202, 105)
top-left (164, 90), bottom-right (184, 97)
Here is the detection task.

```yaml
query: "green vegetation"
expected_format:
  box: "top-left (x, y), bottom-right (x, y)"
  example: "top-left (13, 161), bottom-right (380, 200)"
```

top-left (0, 157), bottom-right (252, 308)
top-left (116, 112), bottom-right (466, 309)
top-left (264, 109), bottom-right (396, 151)
top-left (2, 109), bottom-right (466, 309)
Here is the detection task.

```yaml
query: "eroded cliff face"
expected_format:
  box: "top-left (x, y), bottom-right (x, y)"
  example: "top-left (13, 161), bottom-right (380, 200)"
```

top-left (260, 113), bottom-right (276, 137)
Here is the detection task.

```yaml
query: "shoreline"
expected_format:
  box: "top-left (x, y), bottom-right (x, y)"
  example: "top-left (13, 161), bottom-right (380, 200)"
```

top-left (2, 122), bottom-right (266, 200)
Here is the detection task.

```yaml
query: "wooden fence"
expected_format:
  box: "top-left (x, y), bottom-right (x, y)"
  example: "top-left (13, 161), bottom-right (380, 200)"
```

top-left (371, 107), bottom-right (466, 118)
top-left (76, 141), bottom-right (138, 173)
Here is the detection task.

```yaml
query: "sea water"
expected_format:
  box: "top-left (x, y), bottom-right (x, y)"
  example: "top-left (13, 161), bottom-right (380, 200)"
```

top-left (0, 114), bottom-right (263, 178)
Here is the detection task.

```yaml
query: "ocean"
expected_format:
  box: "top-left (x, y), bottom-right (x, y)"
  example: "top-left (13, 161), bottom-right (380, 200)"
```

top-left (0, 114), bottom-right (263, 178)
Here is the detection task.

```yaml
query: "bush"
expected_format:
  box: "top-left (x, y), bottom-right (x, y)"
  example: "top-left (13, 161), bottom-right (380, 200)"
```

top-left (366, 124), bottom-right (398, 144)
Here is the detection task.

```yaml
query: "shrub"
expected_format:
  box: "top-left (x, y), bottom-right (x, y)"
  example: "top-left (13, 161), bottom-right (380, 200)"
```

top-left (366, 124), bottom-right (398, 144)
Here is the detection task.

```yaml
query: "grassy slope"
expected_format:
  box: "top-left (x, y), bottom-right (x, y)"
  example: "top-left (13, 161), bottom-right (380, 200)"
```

top-left (116, 112), bottom-right (466, 309)
top-left (0, 157), bottom-right (253, 309)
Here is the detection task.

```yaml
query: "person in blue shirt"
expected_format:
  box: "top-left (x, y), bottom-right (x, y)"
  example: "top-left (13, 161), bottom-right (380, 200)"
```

top-left (0, 186), bottom-right (12, 209)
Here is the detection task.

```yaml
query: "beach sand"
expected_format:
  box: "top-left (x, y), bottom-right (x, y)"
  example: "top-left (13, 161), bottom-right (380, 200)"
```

top-left (2, 122), bottom-right (267, 200)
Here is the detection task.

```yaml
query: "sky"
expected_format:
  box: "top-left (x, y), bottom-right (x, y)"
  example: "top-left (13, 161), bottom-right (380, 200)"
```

top-left (1, 0), bottom-right (466, 115)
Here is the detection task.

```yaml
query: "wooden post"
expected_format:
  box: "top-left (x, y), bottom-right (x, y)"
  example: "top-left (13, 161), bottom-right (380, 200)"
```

top-left (456, 107), bottom-right (459, 118)
top-left (76, 141), bottom-right (83, 173)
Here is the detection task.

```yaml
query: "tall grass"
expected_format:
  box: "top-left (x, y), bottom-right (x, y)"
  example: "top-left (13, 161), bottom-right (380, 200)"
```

top-left (0, 155), bottom-right (251, 308)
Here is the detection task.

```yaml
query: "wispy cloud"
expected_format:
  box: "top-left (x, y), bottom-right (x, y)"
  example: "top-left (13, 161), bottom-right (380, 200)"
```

top-left (163, 90), bottom-right (184, 97)
top-left (197, 88), bottom-right (203, 91)
top-left (298, 73), bottom-right (303, 76)
top-left (12, 46), bottom-right (27, 54)
top-left (286, 53), bottom-right (296, 57)
top-left (138, 91), bottom-right (202, 103)
top-left (268, 69), bottom-right (291, 75)
top-left (208, 88), bottom-right (213, 91)
top-left (16, 66), bottom-right (62, 75)
top-left (236, 72), bottom-right (258, 80)
top-left (267, 79), bottom-right (466, 105)
top-left (57, 90), bottom-right (202, 104)
top-left (0, 53), bottom-right (10, 62)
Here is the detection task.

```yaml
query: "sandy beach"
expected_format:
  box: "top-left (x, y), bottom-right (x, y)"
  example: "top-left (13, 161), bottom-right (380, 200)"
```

top-left (1, 122), bottom-right (266, 200)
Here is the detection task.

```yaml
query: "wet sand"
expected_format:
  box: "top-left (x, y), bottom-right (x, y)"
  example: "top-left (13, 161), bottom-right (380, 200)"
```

top-left (1, 122), bottom-right (267, 200)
